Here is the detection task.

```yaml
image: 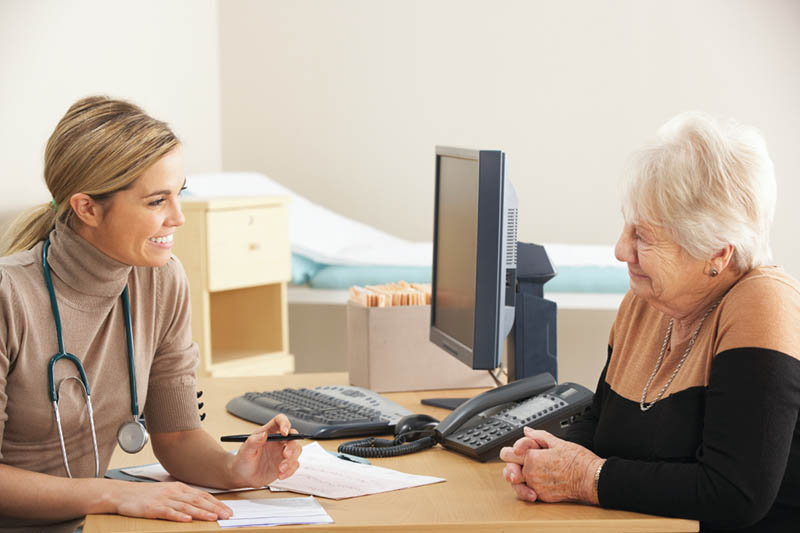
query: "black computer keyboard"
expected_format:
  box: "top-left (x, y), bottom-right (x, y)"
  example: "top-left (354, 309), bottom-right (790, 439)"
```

top-left (225, 385), bottom-right (414, 439)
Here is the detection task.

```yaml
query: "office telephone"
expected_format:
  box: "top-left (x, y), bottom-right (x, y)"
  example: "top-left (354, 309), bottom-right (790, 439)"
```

top-left (339, 373), bottom-right (594, 461)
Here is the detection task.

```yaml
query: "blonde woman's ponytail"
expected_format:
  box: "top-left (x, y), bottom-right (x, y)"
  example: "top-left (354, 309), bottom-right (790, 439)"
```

top-left (0, 203), bottom-right (61, 255)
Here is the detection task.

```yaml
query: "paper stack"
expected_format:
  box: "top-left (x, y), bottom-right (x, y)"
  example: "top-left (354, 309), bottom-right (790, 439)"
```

top-left (218, 496), bottom-right (333, 528)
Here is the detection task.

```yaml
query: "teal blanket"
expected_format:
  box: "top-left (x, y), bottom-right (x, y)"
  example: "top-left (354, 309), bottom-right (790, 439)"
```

top-left (292, 254), bottom-right (628, 293)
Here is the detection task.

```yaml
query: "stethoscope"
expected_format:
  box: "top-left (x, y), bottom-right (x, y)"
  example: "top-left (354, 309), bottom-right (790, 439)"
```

top-left (42, 239), bottom-right (148, 478)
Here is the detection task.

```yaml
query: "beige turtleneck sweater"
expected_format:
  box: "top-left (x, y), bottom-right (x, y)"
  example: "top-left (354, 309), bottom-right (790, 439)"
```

top-left (0, 221), bottom-right (201, 530)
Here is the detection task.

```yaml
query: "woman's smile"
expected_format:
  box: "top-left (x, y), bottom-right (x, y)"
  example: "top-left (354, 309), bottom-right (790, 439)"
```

top-left (148, 233), bottom-right (175, 248)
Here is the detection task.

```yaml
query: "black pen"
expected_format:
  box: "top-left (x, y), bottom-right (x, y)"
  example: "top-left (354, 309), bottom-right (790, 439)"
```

top-left (220, 433), bottom-right (311, 442)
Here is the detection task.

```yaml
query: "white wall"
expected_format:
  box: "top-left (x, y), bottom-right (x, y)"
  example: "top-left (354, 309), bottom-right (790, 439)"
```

top-left (219, 0), bottom-right (800, 277)
top-left (0, 0), bottom-right (222, 227)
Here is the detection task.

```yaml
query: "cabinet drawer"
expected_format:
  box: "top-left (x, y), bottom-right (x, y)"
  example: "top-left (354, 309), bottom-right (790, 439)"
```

top-left (206, 206), bottom-right (290, 291)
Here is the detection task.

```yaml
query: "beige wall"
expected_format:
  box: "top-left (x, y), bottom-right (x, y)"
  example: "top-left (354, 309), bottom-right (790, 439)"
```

top-left (0, 0), bottom-right (222, 227)
top-left (3, 1), bottom-right (799, 383)
top-left (219, 0), bottom-right (800, 277)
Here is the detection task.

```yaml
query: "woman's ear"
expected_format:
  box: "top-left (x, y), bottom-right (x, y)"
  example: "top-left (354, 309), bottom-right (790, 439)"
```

top-left (69, 193), bottom-right (103, 228)
top-left (709, 244), bottom-right (736, 275)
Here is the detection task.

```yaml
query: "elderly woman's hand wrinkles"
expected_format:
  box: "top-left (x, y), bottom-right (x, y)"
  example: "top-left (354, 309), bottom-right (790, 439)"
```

top-left (501, 433), bottom-right (546, 502)
top-left (500, 427), bottom-right (603, 504)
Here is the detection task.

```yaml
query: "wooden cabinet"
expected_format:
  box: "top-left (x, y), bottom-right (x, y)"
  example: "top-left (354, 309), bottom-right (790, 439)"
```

top-left (172, 196), bottom-right (294, 377)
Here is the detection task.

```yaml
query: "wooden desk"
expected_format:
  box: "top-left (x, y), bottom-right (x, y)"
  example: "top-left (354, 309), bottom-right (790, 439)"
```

top-left (86, 373), bottom-right (698, 532)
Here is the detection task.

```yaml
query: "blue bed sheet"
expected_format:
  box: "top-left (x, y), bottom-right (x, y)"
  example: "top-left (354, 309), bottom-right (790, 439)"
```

top-left (293, 254), bottom-right (629, 293)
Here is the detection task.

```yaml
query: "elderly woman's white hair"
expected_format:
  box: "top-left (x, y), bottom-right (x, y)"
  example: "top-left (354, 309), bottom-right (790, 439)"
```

top-left (621, 111), bottom-right (777, 273)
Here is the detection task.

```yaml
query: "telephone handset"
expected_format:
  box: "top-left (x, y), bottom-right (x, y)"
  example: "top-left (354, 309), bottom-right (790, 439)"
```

top-left (338, 373), bottom-right (594, 461)
top-left (436, 373), bottom-right (557, 437)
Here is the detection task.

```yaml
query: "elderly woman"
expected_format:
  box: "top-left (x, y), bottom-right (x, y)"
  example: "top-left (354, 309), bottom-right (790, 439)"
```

top-left (500, 112), bottom-right (800, 532)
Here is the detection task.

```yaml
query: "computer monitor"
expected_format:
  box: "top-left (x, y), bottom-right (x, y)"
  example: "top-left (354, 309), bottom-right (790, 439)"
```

top-left (430, 146), bottom-right (558, 389)
top-left (430, 147), bottom-right (517, 370)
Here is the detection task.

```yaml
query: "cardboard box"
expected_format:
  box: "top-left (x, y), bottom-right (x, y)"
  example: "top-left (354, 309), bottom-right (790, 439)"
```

top-left (347, 302), bottom-right (497, 392)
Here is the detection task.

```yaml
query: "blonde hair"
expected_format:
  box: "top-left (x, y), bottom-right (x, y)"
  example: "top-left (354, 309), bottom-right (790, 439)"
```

top-left (1, 96), bottom-right (179, 255)
top-left (621, 111), bottom-right (776, 273)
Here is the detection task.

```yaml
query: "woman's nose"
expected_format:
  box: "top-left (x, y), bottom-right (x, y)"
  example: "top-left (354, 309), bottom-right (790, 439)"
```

top-left (168, 198), bottom-right (186, 227)
top-left (615, 227), bottom-right (635, 263)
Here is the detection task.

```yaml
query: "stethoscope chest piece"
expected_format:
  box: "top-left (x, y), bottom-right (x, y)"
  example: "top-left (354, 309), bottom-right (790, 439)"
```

top-left (117, 419), bottom-right (149, 453)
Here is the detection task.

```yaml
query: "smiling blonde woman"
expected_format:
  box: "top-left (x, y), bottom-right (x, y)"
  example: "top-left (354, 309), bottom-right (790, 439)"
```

top-left (0, 97), bottom-right (301, 532)
top-left (501, 112), bottom-right (800, 533)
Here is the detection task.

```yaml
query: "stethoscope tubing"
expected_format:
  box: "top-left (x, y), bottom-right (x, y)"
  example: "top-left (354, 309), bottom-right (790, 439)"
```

top-left (42, 240), bottom-right (67, 362)
top-left (51, 376), bottom-right (100, 479)
top-left (120, 289), bottom-right (139, 418)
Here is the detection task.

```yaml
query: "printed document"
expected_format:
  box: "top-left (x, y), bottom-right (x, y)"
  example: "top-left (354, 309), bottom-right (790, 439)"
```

top-left (218, 496), bottom-right (333, 528)
top-left (269, 441), bottom-right (445, 499)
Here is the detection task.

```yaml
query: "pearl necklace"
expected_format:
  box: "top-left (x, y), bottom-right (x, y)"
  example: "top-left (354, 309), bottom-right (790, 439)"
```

top-left (639, 299), bottom-right (721, 412)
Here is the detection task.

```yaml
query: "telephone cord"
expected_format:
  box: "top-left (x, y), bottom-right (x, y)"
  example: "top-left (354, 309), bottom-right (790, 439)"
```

top-left (337, 436), bottom-right (436, 458)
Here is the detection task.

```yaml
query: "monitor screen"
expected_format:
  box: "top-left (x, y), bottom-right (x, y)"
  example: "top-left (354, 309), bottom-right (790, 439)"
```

top-left (430, 146), bottom-right (518, 371)
top-left (432, 155), bottom-right (479, 349)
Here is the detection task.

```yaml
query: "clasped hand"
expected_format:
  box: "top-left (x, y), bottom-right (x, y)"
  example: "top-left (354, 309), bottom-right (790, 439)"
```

top-left (499, 427), bottom-right (602, 504)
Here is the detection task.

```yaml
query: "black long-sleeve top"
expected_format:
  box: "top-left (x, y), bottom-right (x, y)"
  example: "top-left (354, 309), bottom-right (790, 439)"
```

top-left (567, 266), bottom-right (800, 532)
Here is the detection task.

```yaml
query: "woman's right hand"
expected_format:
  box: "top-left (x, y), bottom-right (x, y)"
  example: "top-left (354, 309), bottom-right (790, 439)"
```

top-left (500, 435), bottom-right (545, 502)
top-left (111, 480), bottom-right (232, 522)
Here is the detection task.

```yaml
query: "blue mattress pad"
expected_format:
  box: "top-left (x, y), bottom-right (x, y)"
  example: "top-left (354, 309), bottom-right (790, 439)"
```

top-left (292, 254), bottom-right (629, 293)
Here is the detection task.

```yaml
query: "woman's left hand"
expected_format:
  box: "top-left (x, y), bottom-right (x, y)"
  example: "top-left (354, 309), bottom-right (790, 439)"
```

top-left (499, 427), bottom-right (603, 504)
top-left (227, 414), bottom-right (302, 488)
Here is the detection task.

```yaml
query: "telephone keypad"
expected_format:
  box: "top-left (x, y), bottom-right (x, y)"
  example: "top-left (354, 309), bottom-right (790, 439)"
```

top-left (453, 419), bottom-right (517, 447)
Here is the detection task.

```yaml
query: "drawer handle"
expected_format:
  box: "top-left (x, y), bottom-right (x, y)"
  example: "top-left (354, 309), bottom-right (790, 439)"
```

top-left (248, 242), bottom-right (261, 251)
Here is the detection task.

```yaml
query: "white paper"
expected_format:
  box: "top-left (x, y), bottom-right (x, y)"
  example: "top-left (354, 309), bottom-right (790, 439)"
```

top-left (218, 496), bottom-right (333, 528)
top-left (120, 463), bottom-right (255, 494)
top-left (268, 441), bottom-right (445, 499)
